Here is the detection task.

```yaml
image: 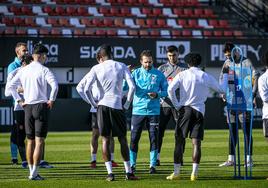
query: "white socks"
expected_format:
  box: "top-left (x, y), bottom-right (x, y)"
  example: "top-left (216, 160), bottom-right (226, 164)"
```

top-left (91, 154), bottom-right (97, 162)
top-left (228, 155), bottom-right (234, 162)
top-left (105, 161), bottom-right (112, 174)
top-left (191, 163), bottom-right (199, 176)
top-left (247, 155), bottom-right (252, 163)
top-left (124, 161), bottom-right (132, 173)
top-left (111, 153), bottom-right (114, 161)
top-left (173, 163), bottom-right (181, 175)
top-left (30, 165), bottom-right (38, 178)
top-left (28, 164), bottom-right (33, 177)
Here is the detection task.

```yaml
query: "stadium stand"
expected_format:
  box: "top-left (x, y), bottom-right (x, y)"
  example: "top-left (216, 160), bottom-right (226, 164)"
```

top-left (0, 0), bottom-right (267, 38)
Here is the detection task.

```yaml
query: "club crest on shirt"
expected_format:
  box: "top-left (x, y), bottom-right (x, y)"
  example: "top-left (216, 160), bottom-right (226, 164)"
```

top-left (151, 75), bottom-right (157, 85)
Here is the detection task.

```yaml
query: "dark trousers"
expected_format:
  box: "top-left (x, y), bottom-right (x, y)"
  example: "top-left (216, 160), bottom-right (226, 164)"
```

top-left (158, 107), bottom-right (178, 153)
top-left (130, 115), bottom-right (159, 153)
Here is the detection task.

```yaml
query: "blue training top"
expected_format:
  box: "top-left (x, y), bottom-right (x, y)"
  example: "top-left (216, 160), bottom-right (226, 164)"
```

top-left (8, 57), bottom-right (21, 75)
top-left (132, 66), bottom-right (168, 115)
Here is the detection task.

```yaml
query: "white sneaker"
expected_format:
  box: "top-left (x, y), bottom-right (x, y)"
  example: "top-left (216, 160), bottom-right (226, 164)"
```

top-left (219, 161), bottom-right (234, 167)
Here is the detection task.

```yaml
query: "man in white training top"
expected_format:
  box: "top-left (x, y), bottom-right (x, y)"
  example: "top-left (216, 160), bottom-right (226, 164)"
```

top-left (8, 44), bottom-right (58, 180)
top-left (77, 44), bottom-right (137, 181)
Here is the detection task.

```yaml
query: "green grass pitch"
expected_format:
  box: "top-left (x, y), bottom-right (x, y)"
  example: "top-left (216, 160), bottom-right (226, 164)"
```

top-left (0, 129), bottom-right (268, 188)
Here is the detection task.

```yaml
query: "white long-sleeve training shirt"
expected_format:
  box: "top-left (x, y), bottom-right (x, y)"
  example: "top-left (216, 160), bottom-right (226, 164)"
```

top-left (76, 74), bottom-right (103, 113)
top-left (81, 59), bottom-right (135, 110)
top-left (258, 69), bottom-right (268, 119)
top-left (8, 61), bottom-right (58, 105)
top-left (5, 68), bottom-right (23, 111)
top-left (168, 66), bottom-right (228, 116)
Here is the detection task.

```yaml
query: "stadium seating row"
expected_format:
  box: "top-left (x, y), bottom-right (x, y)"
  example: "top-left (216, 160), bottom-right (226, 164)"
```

top-left (1, 17), bottom-right (229, 29)
top-left (2, 5), bottom-right (215, 18)
top-left (0, 27), bottom-right (244, 38)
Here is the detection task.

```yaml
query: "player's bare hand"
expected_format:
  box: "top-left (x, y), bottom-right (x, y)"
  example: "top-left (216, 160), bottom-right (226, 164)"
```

top-left (47, 100), bottom-right (54, 109)
top-left (18, 100), bottom-right (26, 107)
top-left (148, 92), bottom-right (158, 99)
top-left (17, 87), bottom-right (24, 94)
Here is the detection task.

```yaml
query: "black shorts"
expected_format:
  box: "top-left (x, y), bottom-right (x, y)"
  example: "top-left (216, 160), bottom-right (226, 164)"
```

top-left (24, 103), bottom-right (49, 139)
top-left (175, 106), bottom-right (204, 140)
top-left (97, 105), bottom-right (127, 137)
top-left (159, 107), bottom-right (178, 137)
top-left (91, 112), bottom-right (98, 129)
top-left (263, 119), bottom-right (268, 137)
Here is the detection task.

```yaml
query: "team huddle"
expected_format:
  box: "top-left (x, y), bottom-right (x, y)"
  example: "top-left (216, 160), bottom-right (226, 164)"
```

top-left (5, 42), bottom-right (268, 181)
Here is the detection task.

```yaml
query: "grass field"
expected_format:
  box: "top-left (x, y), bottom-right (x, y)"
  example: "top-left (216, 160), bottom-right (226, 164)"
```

top-left (0, 129), bottom-right (268, 188)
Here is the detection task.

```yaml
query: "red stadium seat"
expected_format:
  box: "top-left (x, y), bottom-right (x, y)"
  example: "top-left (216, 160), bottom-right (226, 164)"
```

top-left (39, 28), bottom-right (50, 35)
top-left (73, 28), bottom-right (84, 36)
top-left (159, 0), bottom-right (172, 6)
top-left (128, 29), bottom-right (138, 36)
top-left (2, 17), bottom-right (13, 26)
top-left (204, 9), bottom-right (216, 18)
top-left (99, 6), bottom-right (109, 15)
top-left (139, 29), bottom-right (149, 37)
top-left (156, 19), bottom-right (167, 28)
top-left (4, 28), bottom-right (15, 35)
top-left (25, 17), bottom-right (36, 26)
top-left (9, 6), bottom-right (21, 15)
top-left (208, 20), bottom-right (218, 27)
top-left (66, 6), bottom-right (76, 16)
top-left (213, 30), bottom-right (223, 37)
top-left (182, 30), bottom-right (191, 37)
top-left (194, 8), bottom-right (203, 17)
top-left (59, 17), bottom-right (71, 27)
top-left (203, 30), bottom-right (212, 37)
top-left (150, 30), bottom-right (160, 37)
top-left (85, 28), bottom-right (95, 36)
top-left (13, 17), bottom-right (24, 26)
top-left (234, 30), bottom-right (243, 37)
top-left (224, 30), bottom-right (232, 37)
top-left (110, 7), bottom-right (119, 16)
top-left (47, 17), bottom-right (60, 26)
top-left (21, 6), bottom-right (34, 15)
top-left (55, 6), bottom-right (66, 16)
top-left (183, 9), bottom-right (193, 17)
top-left (152, 8), bottom-right (162, 17)
top-left (178, 19), bottom-right (187, 27)
top-left (16, 28), bottom-right (27, 35)
top-left (107, 29), bottom-right (117, 36)
top-left (146, 19), bottom-right (155, 28)
top-left (171, 30), bottom-right (181, 37)
top-left (43, 6), bottom-right (54, 15)
top-left (141, 7), bottom-right (151, 16)
top-left (188, 19), bottom-right (200, 28)
top-left (96, 29), bottom-right (106, 36)
top-left (173, 8), bottom-right (183, 16)
top-left (80, 18), bottom-right (91, 26)
top-left (103, 18), bottom-right (113, 27)
top-left (51, 28), bottom-right (61, 36)
top-left (75, 0), bottom-right (95, 5)
top-left (114, 18), bottom-right (124, 27)
top-left (136, 19), bottom-right (146, 28)
top-left (92, 18), bottom-right (103, 27)
top-left (120, 7), bottom-right (131, 16)
top-left (77, 7), bottom-right (89, 16)
top-left (138, 0), bottom-right (149, 5)
top-left (127, 0), bottom-right (139, 6)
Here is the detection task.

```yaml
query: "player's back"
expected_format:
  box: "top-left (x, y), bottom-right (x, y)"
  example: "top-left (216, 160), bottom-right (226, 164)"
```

top-left (93, 59), bottom-right (127, 109)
